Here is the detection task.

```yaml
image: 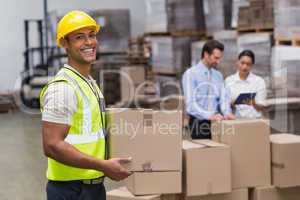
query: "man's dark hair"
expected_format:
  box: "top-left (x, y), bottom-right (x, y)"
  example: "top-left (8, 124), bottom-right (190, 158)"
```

top-left (238, 50), bottom-right (255, 64)
top-left (201, 40), bottom-right (224, 59)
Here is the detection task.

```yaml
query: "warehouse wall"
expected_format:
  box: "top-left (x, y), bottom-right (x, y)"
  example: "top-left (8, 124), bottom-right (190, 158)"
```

top-left (0, 0), bottom-right (146, 91)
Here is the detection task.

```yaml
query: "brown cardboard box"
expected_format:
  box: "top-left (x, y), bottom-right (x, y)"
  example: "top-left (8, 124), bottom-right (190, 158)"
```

top-left (238, 7), bottom-right (251, 29)
top-left (212, 119), bottom-right (271, 189)
top-left (182, 140), bottom-right (231, 196)
top-left (270, 133), bottom-right (300, 187)
top-left (250, 186), bottom-right (300, 200)
top-left (182, 188), bottom-right (248, 200)
top-left (108, 108), bottom-right (182, 172)
top-left (121, 66), bottom-right (145, 85)
top-left (107, 187), bottom-right (161, 200)
top-left (250, 5), bottom-right (265, 28)
top-left (125, 171), bottom-right (182, 195)
top-left (121, 66), bottom-right (145, 101)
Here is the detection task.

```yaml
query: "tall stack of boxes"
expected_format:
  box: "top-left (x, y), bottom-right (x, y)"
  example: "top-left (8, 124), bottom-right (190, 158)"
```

top-left (145, 0), bottom-right (206, 33)
top-left (89, 9), bottom-right (131, 53)
top-left (237, 0), bottom-right (274, 30)
top-left (203, 0), bottom-right (225, 36)
top-left (150, 36), bottom-right (198, 75)
top-left (274, 0), bottom-right (300, 39)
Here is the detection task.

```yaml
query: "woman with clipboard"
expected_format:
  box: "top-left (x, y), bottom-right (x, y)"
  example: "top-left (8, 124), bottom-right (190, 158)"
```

top-left (225, 50), bottom-right (267, 118)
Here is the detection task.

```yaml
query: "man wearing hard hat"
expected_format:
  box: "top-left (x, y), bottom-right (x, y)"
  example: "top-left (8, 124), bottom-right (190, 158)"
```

top-left (40, 10), bottom-right (131, 200)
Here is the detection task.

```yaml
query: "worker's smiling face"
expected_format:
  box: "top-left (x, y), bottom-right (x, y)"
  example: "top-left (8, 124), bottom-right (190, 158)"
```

top-left (62, 27), bottom-right (98, 65)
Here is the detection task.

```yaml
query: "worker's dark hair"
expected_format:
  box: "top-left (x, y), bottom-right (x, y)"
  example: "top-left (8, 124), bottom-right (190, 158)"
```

top-left (238, 50), bottom-right (255, 64)
top-left (201, 40), bottom-right (224, 59)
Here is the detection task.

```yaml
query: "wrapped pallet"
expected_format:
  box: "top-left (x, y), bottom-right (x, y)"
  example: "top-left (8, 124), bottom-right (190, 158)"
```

top-left (274, 0), bottom-right (300, 39)
top-left (238, 33), bottom-right (272, 79)
top-left (145, 0), bottom-right (206, 33)
top-left (191, 40), bottom-right (205, 66)
top-left (271, 46), bottom-right (300, 97)
top-left (214, 30), bottom-right (238, 78)
top-left (151, 36), bottom-right (198, 74)
top-left (232, 0), bottom-right (250, 28)
top-left (89, 9), bottom-right (131, 53)
top-left (203, 0), bottom-right (225, 35)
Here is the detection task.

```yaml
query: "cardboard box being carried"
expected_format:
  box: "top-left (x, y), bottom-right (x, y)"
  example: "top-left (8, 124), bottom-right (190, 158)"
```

top-left (108, 108), bottom-right (182, 172)
top-left (182, 188), bottom-right (248, 200)
top-left (108, 108), bottom-right (182, 195)
top-left (250, 186), bottom-right (300, 200)
top-left (182, 140), bottom-right (231, 196)
top-left (212, 119), bottom-right (271, 189)
top-left (270, 133), bottom-right (300, 187)
top-left (125, 171), bottom-right (182, 195)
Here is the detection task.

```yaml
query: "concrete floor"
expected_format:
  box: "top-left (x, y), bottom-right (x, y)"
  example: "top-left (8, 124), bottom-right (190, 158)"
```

top-left (0, 111), bottom-right (122, 200)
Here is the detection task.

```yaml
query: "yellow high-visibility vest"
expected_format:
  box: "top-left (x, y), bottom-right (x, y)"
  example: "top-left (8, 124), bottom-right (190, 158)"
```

top-left (40, 67), bottom-right (106, 181)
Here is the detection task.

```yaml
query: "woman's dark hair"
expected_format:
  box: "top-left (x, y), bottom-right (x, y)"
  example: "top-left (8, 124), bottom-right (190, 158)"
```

top-left (238, 50), bottom-right (255, 64)
top-left (201, 40), bottom-right (224, 59)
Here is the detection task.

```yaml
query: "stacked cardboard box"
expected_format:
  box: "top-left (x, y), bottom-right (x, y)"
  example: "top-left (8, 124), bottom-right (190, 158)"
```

top-left (213, 31), bottom-right (238, 78)
top-left (182, 189), bottom-right (248, 200)
top-left (150, 36), bottom-right (198, 75)
top-left (108, 109), bottom-right (182, 195)
top-left (274, 0), bottom-right (300, 39)
top-left (145, 0), bottom-right (205, 33)
top-left (120, 66), bottom-right (146, 102)
top-left (250, 186), bottom-right (300, 200)
top-left (89, 9), bottom-right (131, 53)
top-left (249, 133), bottom-right (300, 200)
top-left (238, 0), bottom-right (274, 30)
top-left (212, 119), bottom-right (271, 189)
top-left (237, 33), bottom-right (272, 80)
top-left (270, 133), bottom-right (300, 187)
top-left (271, 46), bottom-right (300, 97)
top-left (182, 140), bottom-right (231, 196)
top-left (232, 0), bottom-right (250, 28)
top-left (128, 37), bottom-right (151, 65)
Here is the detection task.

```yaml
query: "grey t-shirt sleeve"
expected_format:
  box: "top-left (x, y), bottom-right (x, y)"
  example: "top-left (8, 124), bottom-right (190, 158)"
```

top-left (41, 82), bottom-right (77, 125)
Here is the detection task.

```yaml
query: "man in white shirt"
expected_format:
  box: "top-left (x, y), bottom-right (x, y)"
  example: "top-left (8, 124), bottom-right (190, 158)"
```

top-left (225, 50), bottom-right (266, 118)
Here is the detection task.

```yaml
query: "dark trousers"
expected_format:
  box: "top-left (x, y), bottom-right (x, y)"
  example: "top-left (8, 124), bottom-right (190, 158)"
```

top-left (47, 180), bottom-right (106, 200)
top-left (188, 115), bottom-right (211, 139)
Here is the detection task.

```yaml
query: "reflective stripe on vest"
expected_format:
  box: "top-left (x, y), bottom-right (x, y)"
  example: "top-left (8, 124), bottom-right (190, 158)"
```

top-left (40, 67), bottom-right (106, 181)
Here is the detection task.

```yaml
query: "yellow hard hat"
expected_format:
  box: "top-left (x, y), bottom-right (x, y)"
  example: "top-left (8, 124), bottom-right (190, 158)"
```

top-left (56, 10), bottom-right (100, 47)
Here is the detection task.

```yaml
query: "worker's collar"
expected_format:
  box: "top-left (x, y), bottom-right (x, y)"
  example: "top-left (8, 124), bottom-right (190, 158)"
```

top-left (63, 64), bottom-right (93, 82)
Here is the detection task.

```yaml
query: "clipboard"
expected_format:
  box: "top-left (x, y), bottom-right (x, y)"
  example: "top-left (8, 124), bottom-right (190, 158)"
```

top-left (234, 93), bottom-right (256, 105)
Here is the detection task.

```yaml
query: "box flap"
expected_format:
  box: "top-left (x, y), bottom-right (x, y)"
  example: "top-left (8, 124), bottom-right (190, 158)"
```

top-left (270, 133), bottom-right (300, 144)
top-left (193, 139), bottom-right (228, 148)
top-left (182, 140), bottom-right (205, 150)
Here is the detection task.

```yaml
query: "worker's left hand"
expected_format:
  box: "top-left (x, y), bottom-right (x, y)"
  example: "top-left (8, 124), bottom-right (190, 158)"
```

top-left (224, 113), bottom-right (236, 120)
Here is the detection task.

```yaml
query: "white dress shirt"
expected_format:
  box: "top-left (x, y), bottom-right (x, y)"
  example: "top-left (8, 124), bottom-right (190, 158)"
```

top-left (225, 72), bottom-right (266, 118)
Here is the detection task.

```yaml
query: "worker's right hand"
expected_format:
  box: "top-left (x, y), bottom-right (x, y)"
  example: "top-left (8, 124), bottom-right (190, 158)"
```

top-left (209, 114), bottom-right (224, 121)
top-left (102, 157), bottom-right (132, 181)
